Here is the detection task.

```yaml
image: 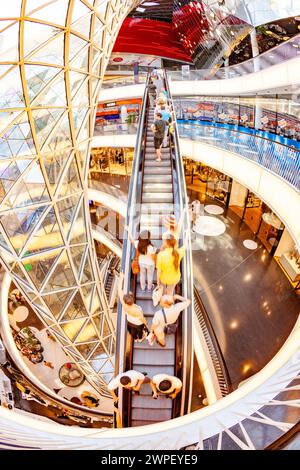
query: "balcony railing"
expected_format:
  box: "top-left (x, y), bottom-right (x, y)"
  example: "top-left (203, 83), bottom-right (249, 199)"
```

top-left (178, 121), bottom-right (300, 192)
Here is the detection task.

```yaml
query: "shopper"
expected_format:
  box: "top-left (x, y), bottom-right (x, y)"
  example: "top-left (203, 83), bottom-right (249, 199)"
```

top-left (150, 373), bottom-right (182, 399)
top-left (159, 104), bottom-right (171, 147)
top-left (151, 112), bottom-right (166, 161)
top-left (161, 208), bottom-right (187, 248)
top-left (149, 294), bottom-right (191, 347)
top-left (108, 370), bottom-right (147, 402)
top-left (117, 272), bottom-right (149, 341)
top-left (147, 79), bottom-right (157, 108)
top-left (125, 226), bottom-right (156, 291)
top-left (156, 234), bottom-right (186, 295)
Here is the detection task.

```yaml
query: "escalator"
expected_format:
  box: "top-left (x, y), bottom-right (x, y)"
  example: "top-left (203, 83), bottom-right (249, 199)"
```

top-left (115, 72), bottom-right (194, 427)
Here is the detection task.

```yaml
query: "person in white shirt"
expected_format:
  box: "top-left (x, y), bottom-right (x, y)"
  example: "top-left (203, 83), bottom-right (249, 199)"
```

top-left (125, 226), bottom-right (157, 291)
top-left (118, 272), bottom-right (149, 341)
top-left (160, 208), bottom-right (187, 250)
top-left (108, 370), bottom-right (146, 402)
top-left (150, 373), bottom-right (182, 399)
top-left (149, 294), bottom-right (191, 347)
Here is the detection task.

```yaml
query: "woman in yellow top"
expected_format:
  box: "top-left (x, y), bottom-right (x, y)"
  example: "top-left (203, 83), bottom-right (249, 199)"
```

top-left (156, 234), bottom-right (186, 296)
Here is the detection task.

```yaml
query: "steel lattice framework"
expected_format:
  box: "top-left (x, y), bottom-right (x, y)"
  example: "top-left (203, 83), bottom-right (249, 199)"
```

top-left (0, 0), bottom-right (139, 396)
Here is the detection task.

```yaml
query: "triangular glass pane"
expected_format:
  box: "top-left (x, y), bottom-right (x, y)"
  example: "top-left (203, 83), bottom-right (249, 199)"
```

top-left (92, 314), bottom-right (103, 335)
top-left (28, 0), bottom-right (69, 26)
top-left (76, 140), bottom-right (89, 175)
top-left (80, 253), bottom-right (92, 283)
top-left (0, 160), bottom-right (31, 204)
top-left (49, 323), bottom-right (69, 341)
top-left (60, 317), bottom-right (86, 341)
top-left (72, 14), bottom-right (92, 38)
top-left (27, 32), bottom-right (65, 66)
top-left (57, 195), bottom-right (80, 237)
top-left (0, 67), bottom-right (25, 109)
top-left (69, 70), bottom-right (88, 100)
top-left (42, 288), bottom-right (75, 320)
top-left (12, 264), bottom-right (31, 287)
top-left (0, 205), bottom-right (47, 253)
top-left (32, 73), bottom-right (67, 107)
top-left (32, 108), bottom-right (65, 149)
top-left (23, 249), bottom-right (62, 290)
top-left (42, 147), bottom-right (73, 188)
top-left (30, 296), bottom-right (48, 315)
top-left (24, 22), bottom-right (62, 57)
top-left (22, 207), bottom-right (64, 256)
top-left (63, 345), bottom-right (83, 359)
top-left (61, 290), bottom-right (88, 321)
top-left (0, 110), bottom-right (23, 135)
top-left (0, 232), bottom-right (14, 255)
top-left (74, 319), bottom-right (99, 343)
top-left (69, 243), bottom-right (86, 275)
top-left (0, 22), bottom-right (19, 61)
top-left (68, 199), bottom-right (87, 245)
top-left (57, 156), bottom-right (82, 198)
top-left (69, 34), bottom-right (88, 62)
top-left (72, 0), bottom-right (91, 24)
top-left (42, 113), bottom-right (72, 152)
top-left (94, 27), bottom-right (104, 51)
top-left (89, 343), bottom-right (107, 372)
top-left (81, 283), bottom-right (94, 310)
top-left (70, 44), bottom-right (89, 71)
top-left (1, 162), bottom-right (50, 211)
top-left (72, 106), bottom-right (88, 136)
top-left (25, 64), bottom-right (61, 102)
top-left (76, 342), bottom-right (97, 359)
top-left (101, 317), bottom-right (111, 338)
top-left (90, 290), bottom-right (103, 316)
top-left (0, 114), bottom-right (35, 159)
top-left (42, 250), bottom-right (76, 292)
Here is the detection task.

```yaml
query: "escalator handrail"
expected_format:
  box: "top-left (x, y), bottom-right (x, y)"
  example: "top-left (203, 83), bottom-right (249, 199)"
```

top-left (114, 74), bottom-right (150, 426)
top-left (163, 70), bottom-right (194, 415)
top-left (193, 287), bottom-right (232, 396)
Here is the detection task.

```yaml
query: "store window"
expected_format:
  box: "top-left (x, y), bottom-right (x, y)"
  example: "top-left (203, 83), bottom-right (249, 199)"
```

top-left (94, 99), bottom-right (141, 135)
top-left (89, 147), bottom-right (134, 176)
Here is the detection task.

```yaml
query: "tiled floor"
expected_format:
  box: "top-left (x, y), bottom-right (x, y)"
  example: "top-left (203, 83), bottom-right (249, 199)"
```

top-left (189, 191), bottom-right (300, 390)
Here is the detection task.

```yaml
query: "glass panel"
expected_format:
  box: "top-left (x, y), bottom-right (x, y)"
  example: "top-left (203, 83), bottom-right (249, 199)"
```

top-left (42, 250), bottom-right (76, 292)
top-left (80, 253), bottom-right (92, 283)
top-left (69, 34), bottom-right (88, 62)
top-left (72, 15), bottom-right (92, 38)
top-left (32, 108), bottom-right (65, 148)
top-left (59, 317), bottom-right (86, 341)
top-left (27, 0), bottom-right (69, 26)
top-left (74, 319), bottom-right (99, 343)
top-left (0, 205), bottom-right (47, 253)
top-left (25, 64), bottom-right (61, 102)
top-left (60, 291), bottom-right (88, 321)
top-left (72, 0), bottom-right (91, 23)
top-left (24, 22), bottom-right (62, 57)
top-left (0, 113), bottom-right (35, 159)
top-left (67, 199), bottom-right (87, 244)
top-left (0, 159), bottom-right (31, 203)
top-left (70, 44), bottom-right (89, 71)
top-left (42, 147), bottom-right (73, 188)
top-left (101, 317), bottom-right (111, 338)
top-left (0, 67), bottom-right (25, 109)
top-left (57, 195), bottom-right (80, 237)
top-left (22, 207), bottom-right (64, 256)
top-left (22, 249), bottom-right (62, 289)
top-left (69, 243), bottom-right (86, 275)
top-left (12, 263), bottom-right (31, 286)
top-left (0, 22), bottom-right (19, 61)
top-left (42, 288), bottom-right (75, 320)
top-left (27, 33), bottom-right (65, 66)
top-left (31, 73), bottom-right (67, 107)
top-left (76, 342), bottom-right (97, 359)
top-left (0, 4), bottom-right (22, 16)
top-left (57, 156), bottom-right (82, 198)
top-left (42, 113), bottom-right (72, 152)
top-left (89, 343), bottom-right (107, 372)
top-left (69, 70), bottom-right (88, 99)
top-left (81, 283), bottom-right (94, 310)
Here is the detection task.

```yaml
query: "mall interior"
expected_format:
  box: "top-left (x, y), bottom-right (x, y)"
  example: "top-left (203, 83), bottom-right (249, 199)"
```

top-left (0, 0), bottom-right (300, 451)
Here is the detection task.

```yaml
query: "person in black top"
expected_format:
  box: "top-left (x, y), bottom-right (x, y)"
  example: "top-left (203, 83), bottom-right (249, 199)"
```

top-left (147, 79), bottom-right (157, 108)
top-left (151, 112), bottom-right (166, 161)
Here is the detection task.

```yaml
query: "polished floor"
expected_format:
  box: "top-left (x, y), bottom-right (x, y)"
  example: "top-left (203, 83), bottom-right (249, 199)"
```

top-left (189, 192), bottom-right (300, 390)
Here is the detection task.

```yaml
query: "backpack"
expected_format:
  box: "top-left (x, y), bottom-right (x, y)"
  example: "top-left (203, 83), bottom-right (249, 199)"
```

top-left (154, 119), bottom-right (166, 138)
top-left (162, 308), bottom-right (178, 335)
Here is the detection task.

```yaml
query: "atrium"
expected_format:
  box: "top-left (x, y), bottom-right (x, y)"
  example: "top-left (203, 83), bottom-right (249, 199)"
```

top-left (0, 0), bottom-right (300, 453)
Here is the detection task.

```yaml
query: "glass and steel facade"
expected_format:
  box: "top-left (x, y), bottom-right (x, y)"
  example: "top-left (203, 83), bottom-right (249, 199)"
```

top-left (0, 0), bottom-right (138, 396)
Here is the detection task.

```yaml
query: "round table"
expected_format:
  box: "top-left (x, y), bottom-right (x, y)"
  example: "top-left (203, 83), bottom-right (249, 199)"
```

top-left (13, 306), bottom-right (29, 323)
top-left (59, 363), bottom-right (85, 387)
top-left (194, 216), bottom-right (226, 237)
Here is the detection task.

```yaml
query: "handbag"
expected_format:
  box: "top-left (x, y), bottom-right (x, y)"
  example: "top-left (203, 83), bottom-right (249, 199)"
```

top-left (162, 308), bottom-right (178, 335)
top-left (152, 285), bottom-right (163, 306)
top-left (131, 249), bottom-right (140, 275)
